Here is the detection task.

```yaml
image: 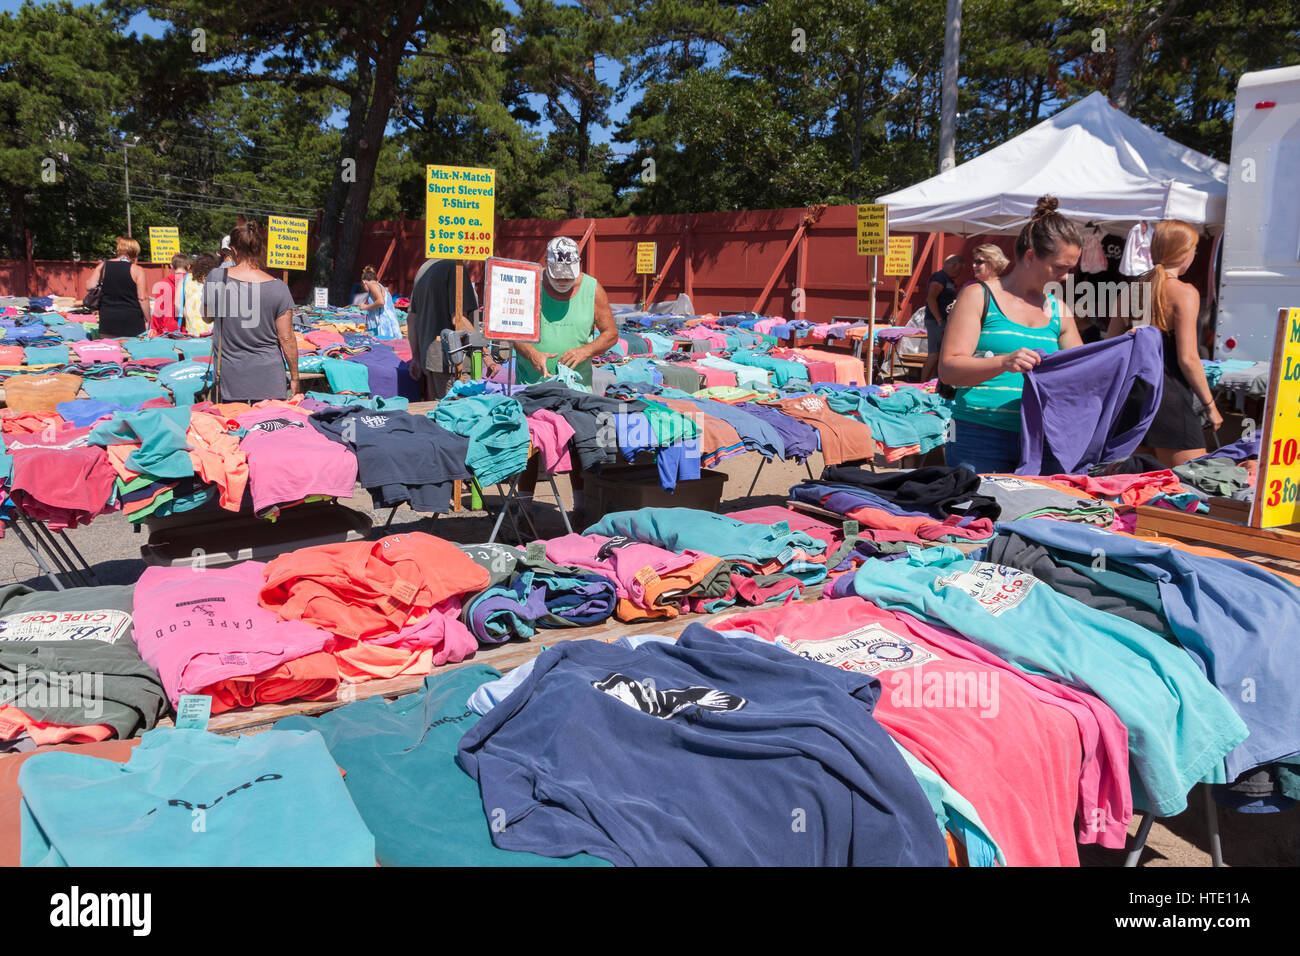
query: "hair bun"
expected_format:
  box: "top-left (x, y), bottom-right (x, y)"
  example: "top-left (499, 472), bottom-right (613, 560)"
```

top-left (1032, 196), bottom-right (1060, 220)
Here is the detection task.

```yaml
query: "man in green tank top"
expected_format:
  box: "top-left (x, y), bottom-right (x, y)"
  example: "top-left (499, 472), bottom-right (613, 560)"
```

top-left (513, 237), bottom-right (618, 389)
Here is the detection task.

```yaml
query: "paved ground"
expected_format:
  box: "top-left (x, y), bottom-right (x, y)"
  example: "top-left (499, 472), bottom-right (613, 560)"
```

top-left (3, 451), bottom-right (1296, 867)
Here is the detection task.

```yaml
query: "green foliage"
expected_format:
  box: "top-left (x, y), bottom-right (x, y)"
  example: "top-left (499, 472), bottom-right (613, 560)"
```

top-left (1, 0), bottom-right (1297, 258)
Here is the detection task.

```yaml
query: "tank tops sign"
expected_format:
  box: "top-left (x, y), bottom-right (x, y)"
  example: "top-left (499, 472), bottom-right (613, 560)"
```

top-left (774, 624), bottom-right (936, 674)
top-left (935, 562), bottom-right (1037, 616)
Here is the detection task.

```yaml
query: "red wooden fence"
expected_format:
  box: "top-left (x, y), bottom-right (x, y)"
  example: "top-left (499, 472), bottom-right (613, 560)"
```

top-left (3, 203), bottom-right (1213, 327)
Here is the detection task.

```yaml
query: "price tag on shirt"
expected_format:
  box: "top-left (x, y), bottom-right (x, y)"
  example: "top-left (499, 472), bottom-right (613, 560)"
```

top-left (175, 695), bottom-right (212, 730)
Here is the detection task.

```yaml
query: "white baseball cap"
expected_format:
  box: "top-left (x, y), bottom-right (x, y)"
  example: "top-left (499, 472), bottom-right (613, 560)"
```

top-left (545, 236), bottom-right (581, 283)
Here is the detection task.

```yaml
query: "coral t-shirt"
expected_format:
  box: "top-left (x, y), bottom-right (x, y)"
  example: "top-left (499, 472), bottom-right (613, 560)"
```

top-left (722, 596), bottom-right (1086, 866)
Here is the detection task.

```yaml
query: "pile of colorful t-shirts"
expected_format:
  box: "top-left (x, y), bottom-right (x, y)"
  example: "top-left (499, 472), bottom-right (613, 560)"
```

top-left (454, 542), bottom-right (618, 643)
top-left (0, 583), bottom-right (168, 752)
top-left (584, 506), bottom-right (833, 590)
top-left (258, 532), bottom-right (487, 682)
top-left (790, 465), bottom-right (1003, 547)
top-left (978, 521), bottom-right (1300, 805)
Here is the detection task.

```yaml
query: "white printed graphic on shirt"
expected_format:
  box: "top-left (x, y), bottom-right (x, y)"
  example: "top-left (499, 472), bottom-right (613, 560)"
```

top-left (0, 610), bottom-right (132, 644)
top-left (935, 563), bottom-right (1037, 617)
top-left (986, 477), bottom-right (1039, 491)
top-left (774, 623), bottom-right (937, 674)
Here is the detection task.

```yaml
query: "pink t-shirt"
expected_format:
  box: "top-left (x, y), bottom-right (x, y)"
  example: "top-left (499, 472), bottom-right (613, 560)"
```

top-left (527, 410), bottom-right (575, 474)
top-left (71, 340), bottom-right (126, 365)
top-left (304, 330), bottom-right (345, 350)
top-left (723, 596), bottom-right (1104, 866)
top-left (544, 533), bottom-right (711, 610)
top-left (234, 406), bottom-right (357, 514)
top-left (133, 562), bottom-right (333, 705)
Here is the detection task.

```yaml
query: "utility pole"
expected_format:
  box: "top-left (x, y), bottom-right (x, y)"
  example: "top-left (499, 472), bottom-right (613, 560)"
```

top-left (122, 137), bottom-right (140, 237)
top-left (939, 0), bottom-right (962, 173)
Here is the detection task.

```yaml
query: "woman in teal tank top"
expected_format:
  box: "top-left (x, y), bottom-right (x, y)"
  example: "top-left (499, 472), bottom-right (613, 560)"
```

top-left (939, 196), bottom-right (1085, 474)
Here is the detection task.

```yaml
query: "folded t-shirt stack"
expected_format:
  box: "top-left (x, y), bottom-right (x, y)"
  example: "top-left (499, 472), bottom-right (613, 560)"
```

top-left (259, 532), bottom-right (489, 682)
top-left (456, 541), bottom-right (617, 644)
top-left (133, 562), bottom-right (339, 714)
top-left (0, 583), bottom-right (168, 750)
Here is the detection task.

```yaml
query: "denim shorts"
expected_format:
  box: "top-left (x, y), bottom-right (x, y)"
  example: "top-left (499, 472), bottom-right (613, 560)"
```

top-left (944, 418), bottom-right (1022, 474)
top-left (924, 314), bottom-right (944, 353)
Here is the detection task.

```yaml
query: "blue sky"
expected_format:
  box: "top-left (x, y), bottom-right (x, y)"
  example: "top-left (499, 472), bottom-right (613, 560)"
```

top-left (1, 0), bottom-right (638, 147)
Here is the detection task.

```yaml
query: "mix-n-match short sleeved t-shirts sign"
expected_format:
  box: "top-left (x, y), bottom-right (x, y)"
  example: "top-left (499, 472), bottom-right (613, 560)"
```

top-left (426, 164), bottom-right (495, 261)
top-left (266, 216), bottom-right (309, 271)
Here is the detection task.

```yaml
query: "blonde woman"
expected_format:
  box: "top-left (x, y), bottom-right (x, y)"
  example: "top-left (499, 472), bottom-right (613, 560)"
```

top-left (970, 244), bottom-right (1009, 283)
top-left (1106, 220), bottom-right (1220, 465)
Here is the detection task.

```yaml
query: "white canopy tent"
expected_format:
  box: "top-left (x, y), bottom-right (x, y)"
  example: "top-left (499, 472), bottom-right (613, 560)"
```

top-left (877, 91), bottom-right (1230, 235)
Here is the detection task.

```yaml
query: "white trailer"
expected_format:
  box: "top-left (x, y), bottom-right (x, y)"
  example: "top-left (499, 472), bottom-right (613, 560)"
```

top-left (1215, 65), bottom-right (1300, 362)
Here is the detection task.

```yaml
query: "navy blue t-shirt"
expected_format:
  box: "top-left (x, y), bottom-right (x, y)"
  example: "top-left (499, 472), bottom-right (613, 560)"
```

top-left (457, 624), bottom-right (947, 866)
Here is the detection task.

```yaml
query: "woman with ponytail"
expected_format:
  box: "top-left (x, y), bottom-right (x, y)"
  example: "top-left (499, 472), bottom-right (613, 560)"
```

top-left (939, 196), bottom-right (1084, 473)
top-left (1105, 219), bottom-right (1220, 465)
top-left (204, 219), bottom-right (299, 401)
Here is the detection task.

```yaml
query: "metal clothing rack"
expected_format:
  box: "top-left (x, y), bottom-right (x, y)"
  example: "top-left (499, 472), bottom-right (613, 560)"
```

top-left (3, 500), bottom-right (99, 590)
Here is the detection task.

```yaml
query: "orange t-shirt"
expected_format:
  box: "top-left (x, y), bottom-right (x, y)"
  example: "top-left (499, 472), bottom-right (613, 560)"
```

top-left (765, 394), bottom-right (874, 466)
top-left (260, 532), bottom-right (490, 642)
top-left (4, 373), bottom-right (82, 413)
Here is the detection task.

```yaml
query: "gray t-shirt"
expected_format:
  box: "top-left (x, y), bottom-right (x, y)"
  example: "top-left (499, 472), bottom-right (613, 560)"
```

top-left (408, 259), bottom-right (478, 374)
top-left (205, 275), bottom-right (295, 401)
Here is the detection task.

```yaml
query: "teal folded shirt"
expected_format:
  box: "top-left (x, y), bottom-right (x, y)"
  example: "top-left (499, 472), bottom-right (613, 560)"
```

top-left (18, 728), bottom-right (376, 866)
top-left (277, 666), bottom-right (609, 867)
top-left (88, 406), bottom-right (193, 478)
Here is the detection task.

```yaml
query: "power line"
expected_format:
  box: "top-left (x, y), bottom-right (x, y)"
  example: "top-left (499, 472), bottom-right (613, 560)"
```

top-left (81, 161), bottom-right (318, 210)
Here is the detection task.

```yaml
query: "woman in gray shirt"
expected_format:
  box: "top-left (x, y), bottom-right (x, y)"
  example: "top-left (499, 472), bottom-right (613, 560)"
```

top-left (204, 221), bottom-right (299, 401)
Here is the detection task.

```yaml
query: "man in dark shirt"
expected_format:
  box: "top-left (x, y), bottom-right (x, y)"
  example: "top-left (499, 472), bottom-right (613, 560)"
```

top-left (921, 254), bottom-right (963, 381)
top-left (406, 258), bottom-right (483, 400)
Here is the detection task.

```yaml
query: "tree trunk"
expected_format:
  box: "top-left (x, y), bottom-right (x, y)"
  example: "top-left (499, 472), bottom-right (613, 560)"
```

top-left (7, 186), bottom-right (26, 260)
top-left (329, 53), bottom-right (402, 303)
top-left (314, 67), bottom-right (370, 301)
top-left (1111, 36), bottom-right (1138, 112)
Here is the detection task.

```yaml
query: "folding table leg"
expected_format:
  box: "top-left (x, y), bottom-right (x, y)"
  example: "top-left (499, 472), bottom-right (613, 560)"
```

top-left (546, 475), bottom-right (574, 535)
top-left (6, 518), bottom-right (66, 590)
top-left (1204, 784), bottom-right (1224, 868)
top-left (16, 510), bottom-right (87, 587)
top-left (1124, 812), bottom-right (1154, 867)
top-left (486, 476), bottom-right (519, 545)
top-left (54, 528), bottom-right (99, 585)
top-left (746, 458), bottom-right (766, 498)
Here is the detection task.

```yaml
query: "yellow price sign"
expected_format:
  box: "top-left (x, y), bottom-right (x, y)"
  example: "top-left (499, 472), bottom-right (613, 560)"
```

top-left (857, 204), bottom-right (888, 256)
top-left (149, 227), bottom-right (180, 264)
top-left (426, 165), bottom-right (495, 261)
top-left (635, 242), bottom-right (656, 275)
top-left (882, 236), bottom-right (914, 276)
top-left (266, 216), bottom-right (309, 271)
top-left (1253, 307), bottom-right (1300, 528)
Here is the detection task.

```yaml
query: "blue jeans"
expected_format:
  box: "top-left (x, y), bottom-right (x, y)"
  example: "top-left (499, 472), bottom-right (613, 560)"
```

top-left (945, 418), bottom-right (1022, 474)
